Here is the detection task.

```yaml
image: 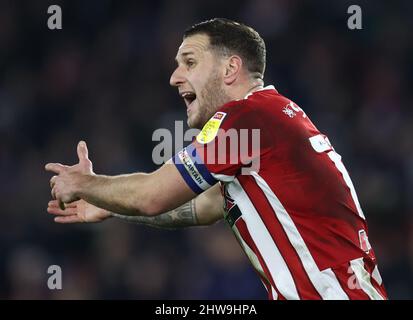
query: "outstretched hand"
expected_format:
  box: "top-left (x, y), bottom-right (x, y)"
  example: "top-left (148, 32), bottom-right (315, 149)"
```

top-left (45, 141), bottom-right (94, 210)
top-left (47, 199), bottom-right (112, 223)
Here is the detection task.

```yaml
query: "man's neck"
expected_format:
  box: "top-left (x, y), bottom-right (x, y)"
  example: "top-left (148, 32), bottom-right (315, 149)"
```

top-left (229, 79), bottom-right (264, 101)
top-left (245, 82), bottom-right (264, 96)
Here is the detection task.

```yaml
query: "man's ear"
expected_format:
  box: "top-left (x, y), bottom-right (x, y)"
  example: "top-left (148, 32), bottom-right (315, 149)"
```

top-left (223, 55), bottom-right (243, 85)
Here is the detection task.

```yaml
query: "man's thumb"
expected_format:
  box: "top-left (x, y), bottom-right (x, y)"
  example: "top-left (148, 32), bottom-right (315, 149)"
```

top-left (77, 140), bottom-right (89, 162)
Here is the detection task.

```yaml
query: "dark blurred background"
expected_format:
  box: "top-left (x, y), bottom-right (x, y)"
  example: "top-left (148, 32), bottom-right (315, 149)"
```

top-left (0, 0), bottom-right (412, 299)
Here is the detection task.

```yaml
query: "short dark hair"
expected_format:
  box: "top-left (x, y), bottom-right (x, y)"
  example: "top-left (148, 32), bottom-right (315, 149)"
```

top-left (184, 18), bottom-right (266, 78)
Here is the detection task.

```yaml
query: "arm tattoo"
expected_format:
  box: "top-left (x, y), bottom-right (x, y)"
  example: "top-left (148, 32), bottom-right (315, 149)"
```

top-left (111, 200), bottom-right (198, 229)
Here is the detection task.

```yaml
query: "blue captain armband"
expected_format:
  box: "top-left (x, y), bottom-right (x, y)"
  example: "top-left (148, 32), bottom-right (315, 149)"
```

top-left (172, 144), bottom-right (217, 194)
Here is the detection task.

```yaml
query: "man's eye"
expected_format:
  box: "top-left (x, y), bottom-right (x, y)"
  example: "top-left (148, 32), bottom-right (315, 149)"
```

top-left (187, 60), bottom-right (195, 67)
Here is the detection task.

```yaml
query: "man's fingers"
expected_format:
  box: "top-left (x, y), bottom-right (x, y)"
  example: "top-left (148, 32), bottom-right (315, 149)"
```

top-left (50, 175), bottom-right (58, 189)
top-left (54, 215), bottom-right (83, 224)
top-left (48, 200), bottom-right (77, 209)
top-left (45, 163), bottom-right (67, 174)
top-left (47, 206), bottom-right (78, 216)
top-left (77, 140), bottom-right (89, 163)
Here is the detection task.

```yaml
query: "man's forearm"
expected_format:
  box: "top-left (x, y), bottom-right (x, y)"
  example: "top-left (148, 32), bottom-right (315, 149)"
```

top-left (111, 200), bottom-right (198, 229)
top-left (77, 173), bottom-right (153, 216)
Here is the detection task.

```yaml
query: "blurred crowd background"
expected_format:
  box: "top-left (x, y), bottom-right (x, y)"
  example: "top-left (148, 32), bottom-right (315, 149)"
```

top-left (0, 0), bottom-right (412, 299)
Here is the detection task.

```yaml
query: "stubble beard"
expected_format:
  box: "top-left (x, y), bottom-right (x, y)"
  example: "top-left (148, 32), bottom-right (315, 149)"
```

top-left (188, 71), bottom-right (231, 129)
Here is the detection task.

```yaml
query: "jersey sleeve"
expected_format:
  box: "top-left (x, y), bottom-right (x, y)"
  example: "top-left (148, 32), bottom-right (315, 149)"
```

top-left (172, 102), bottom-right (271, 195)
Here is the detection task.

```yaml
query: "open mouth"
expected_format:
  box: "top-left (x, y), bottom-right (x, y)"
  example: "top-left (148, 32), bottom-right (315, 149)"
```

top-left (180, 91), bottom-right (197, 109)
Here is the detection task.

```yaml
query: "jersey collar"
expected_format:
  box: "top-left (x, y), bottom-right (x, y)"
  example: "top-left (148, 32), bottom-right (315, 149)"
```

top-left (243, 85), bottom-right (277, 100)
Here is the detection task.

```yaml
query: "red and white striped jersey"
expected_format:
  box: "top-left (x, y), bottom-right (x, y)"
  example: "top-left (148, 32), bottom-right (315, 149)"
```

top-left (173, 86), bottom-right (387, 300)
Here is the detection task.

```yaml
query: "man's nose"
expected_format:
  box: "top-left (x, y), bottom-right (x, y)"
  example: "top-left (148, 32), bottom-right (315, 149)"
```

top-left (170, 66), bottom-right (186, 87)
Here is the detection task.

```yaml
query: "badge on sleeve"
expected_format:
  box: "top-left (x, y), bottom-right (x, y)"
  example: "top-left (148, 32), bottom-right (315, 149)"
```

top-left (196, 112), bottom-right (227, 144)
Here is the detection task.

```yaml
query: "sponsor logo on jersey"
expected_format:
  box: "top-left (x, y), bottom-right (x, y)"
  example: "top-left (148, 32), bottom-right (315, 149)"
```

top-left (358, 229), bottom-right (372, 253)
top-left (213, 112), bottom-right (225, 120)
top-left (282, 105), bottom-right (296, 118)
top-left (283, 101), bottom-right (307, 118)
top-left (309, 134), bottom-right (333, 153)
top-left (196, 112), bottom-right (227, 144)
